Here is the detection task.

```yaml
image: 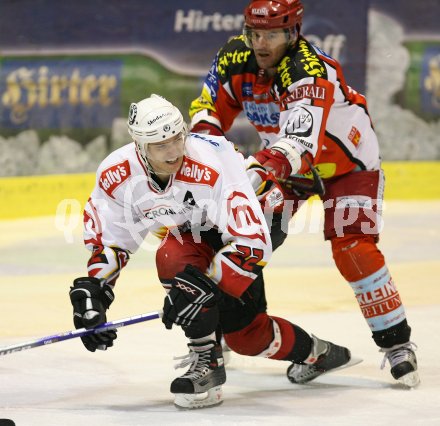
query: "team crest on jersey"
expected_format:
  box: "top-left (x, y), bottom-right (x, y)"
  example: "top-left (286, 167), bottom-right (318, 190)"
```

top-left (226, 191), bottom-right (266, 244)
top-left (285, 106), bottom-right (314, 138)
top-left (175, 157), bottom-right (219, 187)
top-left (99, 159), bottom-right (131, 199)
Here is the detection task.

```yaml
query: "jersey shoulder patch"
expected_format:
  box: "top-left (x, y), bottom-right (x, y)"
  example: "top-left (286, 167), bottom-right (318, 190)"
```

top-left (98, 158), bottom-right (131, 199)
top-left (175, 157), bottom-right (219, 187)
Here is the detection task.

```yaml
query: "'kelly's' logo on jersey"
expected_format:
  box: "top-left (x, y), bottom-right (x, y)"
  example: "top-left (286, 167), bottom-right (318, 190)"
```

top-left (176, 157), bottom-right (219, 187)
top-left (99, 159), bottom-right (131, 199)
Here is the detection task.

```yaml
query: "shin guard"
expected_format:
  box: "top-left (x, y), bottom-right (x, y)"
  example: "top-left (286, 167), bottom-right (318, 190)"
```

top-left (332, 235), bottom-right (407, 334)
top-left (348, 265), bottom-right (407, 332)
top-left (224, 313), bottom-right (311, 361)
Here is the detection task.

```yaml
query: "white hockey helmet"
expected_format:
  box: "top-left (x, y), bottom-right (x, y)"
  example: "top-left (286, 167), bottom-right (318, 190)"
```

top-left (127, 94), bottom-right (187, 161)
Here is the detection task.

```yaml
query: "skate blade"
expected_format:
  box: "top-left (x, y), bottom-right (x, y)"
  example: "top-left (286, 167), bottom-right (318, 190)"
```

top-left (317, 355), bottom-right (363, 377)
top-left (398, 371), bottom-right (420, 388)
top-left (174, 385), bottom-right (223, 409)
top-left (345, 356), bottom-right (363, 369)
top-left (289, 356), bottom-right (363, 384)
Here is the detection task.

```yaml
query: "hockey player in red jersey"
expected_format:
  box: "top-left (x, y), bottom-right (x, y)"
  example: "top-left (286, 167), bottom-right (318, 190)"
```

top-left (69, 94), bottom-right (354, 409)
top-left (189, 0), bottom-right (419, 387)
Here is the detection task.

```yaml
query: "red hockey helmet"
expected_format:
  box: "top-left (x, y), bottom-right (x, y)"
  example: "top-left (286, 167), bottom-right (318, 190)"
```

top-left (244, 0), bottom-right (303, 31)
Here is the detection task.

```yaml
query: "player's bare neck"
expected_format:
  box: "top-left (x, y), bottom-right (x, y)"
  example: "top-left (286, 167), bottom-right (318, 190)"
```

top-left (151, 171), bottom-right (170, 189)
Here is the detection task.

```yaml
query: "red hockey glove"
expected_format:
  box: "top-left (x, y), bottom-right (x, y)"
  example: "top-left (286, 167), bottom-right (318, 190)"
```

top-left (259, 172), bottom-right (285, 214)
top-left (191, 121), bottom-right (225, 136)
top-left (255, 139), bottom-right (314, 180)
top-left (248, 166), bottom-right (285, 214)
top-left (254, 148), bottom-right (293, 180)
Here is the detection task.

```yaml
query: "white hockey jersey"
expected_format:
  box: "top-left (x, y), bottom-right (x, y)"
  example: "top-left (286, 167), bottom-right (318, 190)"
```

top-left (83, 133), bottom-right (272, 298)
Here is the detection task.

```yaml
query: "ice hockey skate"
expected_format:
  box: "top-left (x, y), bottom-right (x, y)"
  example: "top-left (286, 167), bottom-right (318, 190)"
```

top-left (380, 342), bottom-right (419, 388)
top-left (287, 334), bottom-right (358, 384)
top-left (171, 341), bottom-right (226, 409)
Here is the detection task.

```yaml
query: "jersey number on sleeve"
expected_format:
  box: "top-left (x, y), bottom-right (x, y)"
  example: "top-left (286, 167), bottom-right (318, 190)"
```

top-left (224, 244), bottom-right (264, 274)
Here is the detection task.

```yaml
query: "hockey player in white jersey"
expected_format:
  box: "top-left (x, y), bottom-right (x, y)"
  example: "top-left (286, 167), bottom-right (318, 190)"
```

top-left (69, 94), bottom-right (353, 409)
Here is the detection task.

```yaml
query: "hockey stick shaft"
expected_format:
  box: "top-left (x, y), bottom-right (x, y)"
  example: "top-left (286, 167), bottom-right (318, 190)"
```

top-left (281, 158), bottom-right (325, 196)
top-left (0, 310), bottom-right (162, 356)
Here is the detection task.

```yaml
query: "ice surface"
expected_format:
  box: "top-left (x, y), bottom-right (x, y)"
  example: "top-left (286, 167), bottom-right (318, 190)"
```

top-left (1, 201), bottom-right (439, 425)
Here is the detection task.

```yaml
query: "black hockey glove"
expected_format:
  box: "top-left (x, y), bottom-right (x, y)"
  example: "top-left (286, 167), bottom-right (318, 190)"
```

top-left (69, 277), bottom-right (117, 352)
top-left (162, 265), bottom-right (219, 330)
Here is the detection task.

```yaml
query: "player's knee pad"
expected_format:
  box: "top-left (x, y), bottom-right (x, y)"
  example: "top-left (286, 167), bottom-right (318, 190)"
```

top-left (224, 314), bottom-right (302, 360)
top-left (331, 234), bottom-right (385, 282)
top-left (224, 313), bottom-right (274, 356)
top-left (156, 232), bottom-right (214, 281)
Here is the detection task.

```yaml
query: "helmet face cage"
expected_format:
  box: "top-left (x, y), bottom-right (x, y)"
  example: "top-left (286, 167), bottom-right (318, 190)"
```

top-left (127, 94), bottom-right (187, 164)
top-left (243, 0), bottom-right (303, 47)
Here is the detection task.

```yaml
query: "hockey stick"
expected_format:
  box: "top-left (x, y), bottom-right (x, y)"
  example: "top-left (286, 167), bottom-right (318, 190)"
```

top-left (0, 310), bottom-right (162, 356)
top-left (281, 158), bottom-right (325, 197)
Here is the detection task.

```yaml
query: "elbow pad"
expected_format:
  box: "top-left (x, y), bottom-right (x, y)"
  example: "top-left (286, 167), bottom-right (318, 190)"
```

top-left (87, 245), bottom-right (130, 287)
